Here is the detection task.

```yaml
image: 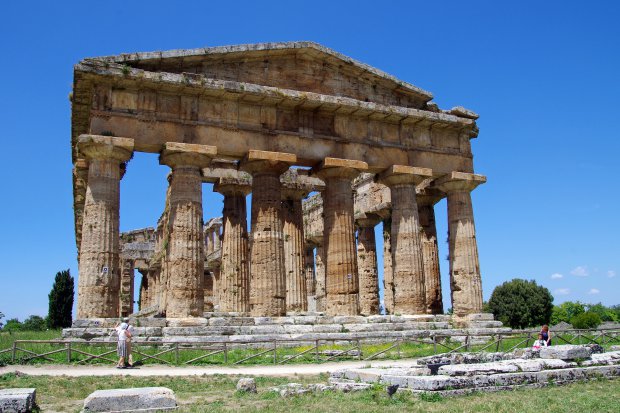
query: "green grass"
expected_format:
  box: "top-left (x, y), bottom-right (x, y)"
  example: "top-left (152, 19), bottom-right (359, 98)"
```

top-left (0, 373), bottom-right (618, 412)
top-left (1, 330), bottom-right (619, 367)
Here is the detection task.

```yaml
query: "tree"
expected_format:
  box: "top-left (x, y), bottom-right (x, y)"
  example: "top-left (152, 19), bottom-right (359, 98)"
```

top-left (571, 312), bottom-right (602, 329)
top-left (3, 318), bottom-right (22, 332)
top-left (0, 311), bottom-right (4, 329)
top-left (586, 303), bottom-right (618, 322)
top-left (48, 269), bottom-right (74, 329)
top-left (550, 301), bottom-right (586, 325)
top-left (22, 315), bottom-right (47, 331)
top-left (488, 279), bottom-right (554, 329)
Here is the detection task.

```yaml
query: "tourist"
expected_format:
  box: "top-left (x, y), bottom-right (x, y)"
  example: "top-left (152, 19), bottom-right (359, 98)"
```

top-left (123, 317), bottom-right (135, 367)
top-left (532, 333), bottom-right (547, 350)
top-left (116, 322), bottom-right (132, 368)
top-left (540, 324), bottom-right (551, 346)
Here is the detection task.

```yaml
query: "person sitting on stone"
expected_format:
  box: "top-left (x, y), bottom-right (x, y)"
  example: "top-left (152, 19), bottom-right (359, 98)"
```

top-left (532, 333), bottom-right (547, 350)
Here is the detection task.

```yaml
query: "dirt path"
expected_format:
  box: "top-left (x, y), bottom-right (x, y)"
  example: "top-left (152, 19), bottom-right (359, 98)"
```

top-left (0, 358), bottom-right (418, 377)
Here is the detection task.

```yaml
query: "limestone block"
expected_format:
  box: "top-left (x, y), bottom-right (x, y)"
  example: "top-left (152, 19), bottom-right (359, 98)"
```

top-left (367, 315), bottom-right (390, 323)
top-left (438, 362), bottom-right (519, 376)
top-left (82, 387), bottom-right (176, 412)
top-left (333, 316), bottom-right (368, 324)
top-left (539, 345), bottom-right (592, 360)
top-left (0, 388), bottom-right (36, 413)
top-left (499, 359), bottom-right (545, 372)
top-left (293, 316), bottom-right (319, 324)
top-left (166, 318), bottom-right (208, 327)
top-left (343, 369), bottom-right (383, 383)
top-left (236, 378), bottom-right (257, 393)
top-left (610, 345), bottom-right (620, 351)
top-left (208, 317), bottom-right (255, 326)
top-left (330, 382), bottom-right (372, 392)
top-left (540, 359), bottom-right (576, 369)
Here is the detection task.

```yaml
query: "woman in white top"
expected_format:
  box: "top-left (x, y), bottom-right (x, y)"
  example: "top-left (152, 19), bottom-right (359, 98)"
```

top-left (116, 322), bottom-right (132, 368)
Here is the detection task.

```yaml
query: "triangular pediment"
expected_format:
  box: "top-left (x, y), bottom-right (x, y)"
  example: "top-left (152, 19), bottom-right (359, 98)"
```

top-left (90, 42), bottom-right (433, 109)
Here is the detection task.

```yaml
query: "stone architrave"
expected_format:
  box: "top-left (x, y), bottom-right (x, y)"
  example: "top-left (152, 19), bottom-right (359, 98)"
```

top-left (160, 142), bottom-right (216, 317)
top-left (241, 150), bottom-right (296, 316)
top-left (314, 158), bottom-right (368, 316)
top-left (120, 258), bottom-right (135, 317)
top-left (382, 218), bottom-right (394, 314)
top-left (77, 135), bottom-right (134, 319)
top-left (434, 172), bottom-right (486, 317)
top-left (379, 165), bottom-right (433, 315)
top-left (356, 215), bottom-right (380, 315)
top-left (314, 244), bottom-right (326, 312)
top-left (214, 176), bottom-right (252, 313)
top-left (417, 188), bottom-right (444, 314)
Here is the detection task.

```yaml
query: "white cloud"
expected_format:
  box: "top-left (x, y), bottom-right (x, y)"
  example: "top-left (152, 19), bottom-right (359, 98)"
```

top-left (570, 266), bottom-right (589, 277)
top-left (588, 288), bottom-right (600, 295)
top-left (550, 273), bottom-right (563, 279)
top-left (554, 288), bottom-right (570, 296)
top-left (608, 270), bottom-right (616, 278)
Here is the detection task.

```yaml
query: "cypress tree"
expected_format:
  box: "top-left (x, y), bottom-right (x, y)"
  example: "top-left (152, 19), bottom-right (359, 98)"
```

top-left (48, 269), bottom-right (74, 328)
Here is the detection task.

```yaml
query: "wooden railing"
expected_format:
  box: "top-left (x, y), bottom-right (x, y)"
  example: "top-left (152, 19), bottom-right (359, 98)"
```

top-left (1, 328), bottom-right (618, 366)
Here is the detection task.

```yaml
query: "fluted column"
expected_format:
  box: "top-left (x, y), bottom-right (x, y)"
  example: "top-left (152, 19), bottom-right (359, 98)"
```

top-left (77, 135), bottom-right (134, 319)
top-left (215, 178), bottom-right (252, 312)
top-left (304, 247), bottom-right (316, 305)
top-left (203, 272), bottom-right (215, 312)
top-left (435, 172), bottom-right (486, 317)
top-left (418, 193), bottom-right (444, 314)
top-left (242, 150), bottom-right (296, 316)
top-left (356, 217), bottom-right (380, 316)
top-left (382, 218), bottom-right (394, 314)
top-left (205, 228), bottom-right (213, 255)
top-left (160, 142), bottom-right (216, 317)
top-left (282, 189), bottom-right (308, 312)
top-left (379, 165), bottom-right (433, 315)
top-left (138, 269), bottom-right (149, 310)
top-left (120, 258), bottom-right (135, 317)
top-left (314, 244), bottom-right (326, 312)
top-left (314, 158), bottom-right (368, 316)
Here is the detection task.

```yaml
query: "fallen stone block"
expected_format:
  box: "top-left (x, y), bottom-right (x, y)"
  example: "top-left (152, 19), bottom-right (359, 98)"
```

top-left (82, 387), bottom-right (176, 412)
top-left (438, 362), bottom-right (519, 376)
top-left (236, 378), bottom-right (257, 393)
top-left (0, 388), bottom-right (36, 413)
top-left (330, 381), bottom-right (372, 392)
top-left (539, 345), bottom-right (592, 360)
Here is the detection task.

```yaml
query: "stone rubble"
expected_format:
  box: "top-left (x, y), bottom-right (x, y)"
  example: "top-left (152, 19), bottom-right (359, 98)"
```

top-left (236, 378), bottom-right (257, 393)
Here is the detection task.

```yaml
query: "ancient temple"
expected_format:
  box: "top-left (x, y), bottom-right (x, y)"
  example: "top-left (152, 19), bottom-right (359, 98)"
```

top-left (71, 42), bottom-right (486, 323)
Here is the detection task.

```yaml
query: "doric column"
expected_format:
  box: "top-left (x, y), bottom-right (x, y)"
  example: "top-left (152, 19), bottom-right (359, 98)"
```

top-left (356, 215), bottom-right (380, 316)
top-left (314, 158), bottom-right (368, 316)
top-left (379, 165), bottom-right (433, 315)
top-left (304, 246), bottom-right (316, 307)
top-left (160, 142), bottom-right (216, 317)
top-left (418, 191), bottom-right (444, 314)
top-left (138, 269), bottom-right (149, 310)
top-left (212, 223), bottom-right (222, 251)
top-left (241, 150), bottom-right (296, 316)
top-left (314, 244), bottom-right (326, 312)
top-left (435, 172), bottom-right (486, 317)
top-left (205, 228), bottom-right (213, 255)
top-left (203, 271), bottom-right (215, 312)
top-left (282, 187), bottom-right (308, 312)
top-left (77, 135), bottom-right (134, 319)
top-left (120, 258), bottom-right (135, 317)
top-left (214, 177), bottom-right (252, 313)
top-left (382, 218), bottom-right (394, 315)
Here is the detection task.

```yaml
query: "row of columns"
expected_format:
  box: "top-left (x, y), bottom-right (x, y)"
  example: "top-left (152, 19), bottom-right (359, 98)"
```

top-left (76, 135), bottom-right (484, 320)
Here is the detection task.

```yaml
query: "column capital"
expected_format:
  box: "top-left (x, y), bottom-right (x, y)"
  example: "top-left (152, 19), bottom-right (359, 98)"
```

top-left (240, 150), bottom-right (296, 175)
top-left (78, 134), bottom-right (134, 162)
top-left (312, 157), bottom-right (368, 180)
top-left (377, 165), bottom-right (432, 187)
top-left (160, 142), bottom-right (217, 168)
top-left (281, 169), bottom-right (325, 199)
top-left (355, 212), bottom-right (382, 228)
top-left (416, 180), bottom-right (444, 206)
top-left (214, 176), bottom-right (252, 196)
top-left (433, 171), bottom-right (486, 193)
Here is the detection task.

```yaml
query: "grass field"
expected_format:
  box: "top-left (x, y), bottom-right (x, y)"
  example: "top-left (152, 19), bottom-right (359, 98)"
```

top-left (2, 330), bottom-right (619, 367)
top-left (1, 372), bottom-right (619, 412)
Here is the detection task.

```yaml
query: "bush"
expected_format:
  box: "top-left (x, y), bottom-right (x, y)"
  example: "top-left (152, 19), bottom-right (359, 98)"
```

top-left (22, 315), bottom-right (47, 331)
top-left (488, 279), bottom-right (554, 329)
top-left (3, 318), bottom-right (22, 332)
top-left (571, 312), bottom-right (602, 329)
top-left (551, 301), bottom-right (585, 325)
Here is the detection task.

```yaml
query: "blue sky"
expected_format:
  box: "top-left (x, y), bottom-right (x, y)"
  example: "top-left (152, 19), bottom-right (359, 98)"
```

top-left (1, 1), bottom-right (618, 321)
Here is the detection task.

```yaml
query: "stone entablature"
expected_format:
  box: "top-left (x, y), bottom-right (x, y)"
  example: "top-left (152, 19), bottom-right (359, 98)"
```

top-left (72, 42), bottom-right (486, 321)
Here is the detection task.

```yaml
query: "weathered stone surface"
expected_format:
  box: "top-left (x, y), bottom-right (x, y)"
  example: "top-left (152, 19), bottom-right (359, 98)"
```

top-left (417, 197), bottom-right (443, 314)
top-left (539, 344), bottom-right (592, 360)
top-left (282, 183), bottom-right (308, 312)
top-left (356, 223), bottom-right (380, 315)
top-left (82, 387), bottom-right (176, 412)
top-left (0, 388), bottom-right (36, 413)
top-left (438, 362), bottom-right (519, 376)
top-left (236, 378), bottom-right (257, 393)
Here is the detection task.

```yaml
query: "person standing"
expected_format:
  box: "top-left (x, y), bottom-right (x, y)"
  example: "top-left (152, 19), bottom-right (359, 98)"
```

top-left (116, 322), bottom-right (132, 368)
top-left (123, 317), bottom-right (135, 367)
top-left (541, 324), bottom-right (552, 346)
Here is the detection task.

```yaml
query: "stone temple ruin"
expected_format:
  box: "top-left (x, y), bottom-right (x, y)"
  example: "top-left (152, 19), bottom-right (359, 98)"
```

top-left (69, 42), bottom-right (491, 338)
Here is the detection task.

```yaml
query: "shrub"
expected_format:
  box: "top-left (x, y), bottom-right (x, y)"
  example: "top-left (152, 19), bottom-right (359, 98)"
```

top-left (22, 315), bottom-right (47, 331)
top-left (488, 279), bottom-right (553, 329)
top-left (570, 312), bottom-right (602, 329)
